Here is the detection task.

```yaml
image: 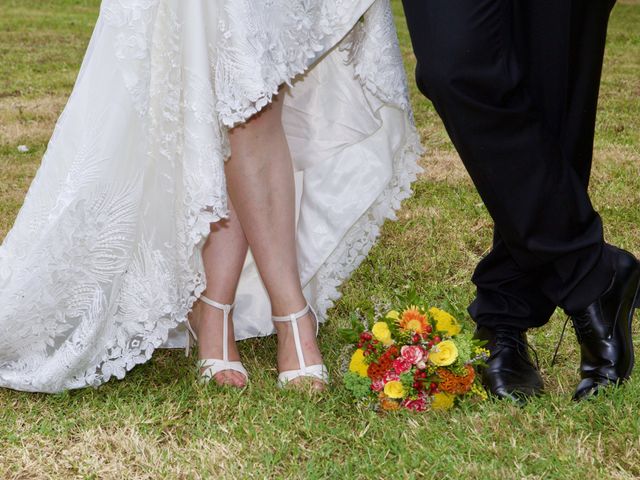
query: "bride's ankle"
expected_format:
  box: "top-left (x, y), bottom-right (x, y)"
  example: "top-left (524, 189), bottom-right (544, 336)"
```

top-left (270, 297), bottom-right (308, 318)
top-left (201, 290), bottom-right (234, 307)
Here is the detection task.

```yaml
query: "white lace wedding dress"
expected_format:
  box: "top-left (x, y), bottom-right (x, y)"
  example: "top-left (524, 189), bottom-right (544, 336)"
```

top-left (0, 0), bottom-right (422, 392)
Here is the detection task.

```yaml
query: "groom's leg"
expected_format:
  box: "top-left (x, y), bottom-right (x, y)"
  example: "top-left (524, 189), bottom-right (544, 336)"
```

top-left (469, 0), bottom-right (617, 329)
top-left (468, 2), bottom-right (571, 331)
top-left (402, 0), bottom-right (614, 315)
top-left (404, 0), bottom-right (638, 402)
top-left (562, 0), bottom-right (616, 185)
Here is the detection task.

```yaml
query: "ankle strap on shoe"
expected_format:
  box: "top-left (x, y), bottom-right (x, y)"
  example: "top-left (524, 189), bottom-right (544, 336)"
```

top-left (272, 304), bottom-right (318, 337)
top-left (199, 294), bottom-right (234, 362)
top-left (272, 304), bottom-right (310, 323)
top-left (200, 295), bottom-right (234, 314)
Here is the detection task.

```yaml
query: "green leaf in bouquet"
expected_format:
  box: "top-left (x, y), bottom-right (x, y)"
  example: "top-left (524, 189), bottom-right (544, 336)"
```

top-left (338, 329), bottom-right (359, 343)
top-left (385, 315), bottom-right (403, 338)
top-left (452, 331), bottom-right (474, 365)
top-left (399, 372), bottom-right (414, 392)
top-left (343, 371), bottom-right (372, 399)
top-left (339, 312), bottom-right (367, 343)
top-left (393, 286), bottom-right (421, 306)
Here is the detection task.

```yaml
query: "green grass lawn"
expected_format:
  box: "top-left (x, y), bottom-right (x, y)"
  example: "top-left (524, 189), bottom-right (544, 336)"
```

top-left (1, 1), bottom-right (639, 478)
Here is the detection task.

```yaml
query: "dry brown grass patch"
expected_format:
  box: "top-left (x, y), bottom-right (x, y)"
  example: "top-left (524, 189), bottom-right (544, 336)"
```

top-left (0, 425), bottom-right (241, 480)
top-left (0, 95), bottom-right (66, 146)
top-left (419, 150), bottom-right (471, 184)
top-left (592, 145), bottom-right (640, 173)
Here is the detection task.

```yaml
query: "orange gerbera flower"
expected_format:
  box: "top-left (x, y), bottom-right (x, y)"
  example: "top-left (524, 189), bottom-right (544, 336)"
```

top-left (437, 365), bottom-right (476, 395)
top-left (399, 306), bottom-right (429, 334)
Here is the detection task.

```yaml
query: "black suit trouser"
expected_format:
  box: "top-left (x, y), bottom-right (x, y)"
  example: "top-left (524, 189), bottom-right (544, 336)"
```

top-left (402, 0), bottom-right (616, 328)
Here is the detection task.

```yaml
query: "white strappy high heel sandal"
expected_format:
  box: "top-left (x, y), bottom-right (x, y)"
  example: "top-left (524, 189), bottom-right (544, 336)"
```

top-left (185, 295), bottom-right (249, 385)
top-left (272, 303), bottom-right (329, 388)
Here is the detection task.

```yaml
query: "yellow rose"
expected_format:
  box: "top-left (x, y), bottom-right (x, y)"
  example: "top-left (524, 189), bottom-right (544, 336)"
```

top-left (372, 322), bottom-right (393, 345)
top-left (429, 307), bottom-right (462, 336)
top-left (386, 310), bottom-right (400, 320)
top-left (431, 392), bottom-right (455, 411)
top-left (349, 349), bottom-right (369, 377)
top-left (383, 381), bottom-right (406, 399)
top-left (429, 340), bottom-right (459, 366)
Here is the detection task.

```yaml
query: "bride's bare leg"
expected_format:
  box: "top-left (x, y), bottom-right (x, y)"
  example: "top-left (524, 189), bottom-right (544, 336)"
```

top-left (192, 200), bottom-right (248, 387)
top-left (226, 92), bottom-right (325, 389)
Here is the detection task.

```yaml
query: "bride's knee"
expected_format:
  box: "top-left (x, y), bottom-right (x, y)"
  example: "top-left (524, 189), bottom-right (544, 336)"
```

top-left (228, 97), bottom-right (287, 169)
top-left (230, 93), bottom-right (284, 141)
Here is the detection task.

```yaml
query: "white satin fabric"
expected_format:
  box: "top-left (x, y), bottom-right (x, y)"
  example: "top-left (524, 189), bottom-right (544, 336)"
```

top-left (0, 0), bottom-right (422, 392)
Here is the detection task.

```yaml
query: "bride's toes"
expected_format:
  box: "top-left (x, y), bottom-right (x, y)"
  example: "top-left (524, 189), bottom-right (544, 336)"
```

top-left (285, 376), bottom-right (327, 392)
top-left (213, 370), bottom-right (247, 388)
top-left (230, 371), bottom-right (248, 388)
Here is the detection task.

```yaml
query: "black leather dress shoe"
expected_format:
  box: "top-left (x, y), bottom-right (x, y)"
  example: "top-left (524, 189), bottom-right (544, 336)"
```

top-left (474, 326), bottom-right (544, 404)
top-left (570, 247), bottom-right (640, 401)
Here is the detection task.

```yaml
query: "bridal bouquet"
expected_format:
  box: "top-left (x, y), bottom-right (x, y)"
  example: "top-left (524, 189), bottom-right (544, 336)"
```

top-left (341, 303), bottom-right (489, 412)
